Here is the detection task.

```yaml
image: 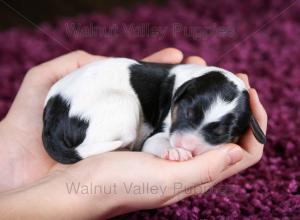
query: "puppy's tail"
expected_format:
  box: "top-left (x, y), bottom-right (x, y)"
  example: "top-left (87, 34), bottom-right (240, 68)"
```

top-left (42, 129), bottom-right (84, 164)
top-left (42, 95), bottom-right (89, 164)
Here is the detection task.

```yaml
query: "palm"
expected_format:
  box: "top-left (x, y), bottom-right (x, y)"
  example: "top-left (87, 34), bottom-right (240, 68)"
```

top-left (0, 49), bottom-right (187, 191)
top-left (0, 78), bottom-right (60, 189)
top-left (0, 49), bottom-right (266, 193)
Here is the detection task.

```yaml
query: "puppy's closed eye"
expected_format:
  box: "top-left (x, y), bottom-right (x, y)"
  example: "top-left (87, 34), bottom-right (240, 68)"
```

top-left (204, 122), bottom-right (226, 136)
top-left (183, 105), bottom-right (204, 123)
top-left (185, 108), bottom-right (195, 120)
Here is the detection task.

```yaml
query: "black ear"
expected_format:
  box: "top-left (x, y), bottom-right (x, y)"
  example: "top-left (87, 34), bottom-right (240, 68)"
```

top-left (172, 79), bottom-right (195, 103)
top-left (250, 114), bottom-right (266, 144)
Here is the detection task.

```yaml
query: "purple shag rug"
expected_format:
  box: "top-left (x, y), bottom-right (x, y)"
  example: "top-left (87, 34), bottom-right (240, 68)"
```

top-left (0, 0), bottom-right (300, 219)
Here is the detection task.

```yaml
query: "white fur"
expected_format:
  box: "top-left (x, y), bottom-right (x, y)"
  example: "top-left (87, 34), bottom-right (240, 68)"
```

top-left (170, 64), bottom-right (206, 91)
top-left (77, 140), bottom-right (123, 158)
top-left (142, 133), bottom-right (171, 157)
top-left (46, 58), bottom-right (142, 158)
top-left (201, 96), bottom-right (238, 126)
top-left (170, 65), bottom-right (246, 92)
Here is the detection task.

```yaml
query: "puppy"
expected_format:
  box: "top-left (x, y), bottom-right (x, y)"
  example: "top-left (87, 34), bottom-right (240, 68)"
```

top-left (43, 58), bottom-right (266, 164)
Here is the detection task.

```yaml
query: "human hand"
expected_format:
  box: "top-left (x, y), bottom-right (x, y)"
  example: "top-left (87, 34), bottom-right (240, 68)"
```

top-left (0, 50), bottom-right (267, 220)
top-left (0, 48), bottom-right (187, 191)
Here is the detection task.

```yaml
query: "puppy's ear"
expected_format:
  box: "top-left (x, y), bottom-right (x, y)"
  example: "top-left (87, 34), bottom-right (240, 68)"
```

top-left (244, 90), bottom-right (266, 144)
top-left (250, 114), bottom-right (266, 144)
top-left (172, 79), bottom-right (194, 103)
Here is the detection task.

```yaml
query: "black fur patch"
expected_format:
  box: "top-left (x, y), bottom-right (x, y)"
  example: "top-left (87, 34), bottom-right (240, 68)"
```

top-left (129, 61), bottom-right (175, 131)
top-left (42, 95), bottom-right (88, 164)
top-left (202, 91), bottom-right (251, 144)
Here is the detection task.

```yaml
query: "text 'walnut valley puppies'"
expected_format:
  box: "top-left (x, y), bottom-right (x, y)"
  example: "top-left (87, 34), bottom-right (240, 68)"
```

top-left (42, 58), bottom-right (266, 164)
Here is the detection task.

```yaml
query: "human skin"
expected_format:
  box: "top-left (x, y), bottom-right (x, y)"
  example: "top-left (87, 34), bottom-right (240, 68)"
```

top-left (0, 48), bottom-right (267, 219)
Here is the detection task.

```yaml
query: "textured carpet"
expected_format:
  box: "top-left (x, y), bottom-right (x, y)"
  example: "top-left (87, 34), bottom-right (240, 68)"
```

top-left (0, 0), bottom-right (300, 219)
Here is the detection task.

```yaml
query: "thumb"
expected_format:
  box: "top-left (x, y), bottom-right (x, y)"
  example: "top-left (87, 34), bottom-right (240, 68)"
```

top-left (162, 145), bottom-right (243, 206)
top-left (171, 145), bottom-right (243, 188)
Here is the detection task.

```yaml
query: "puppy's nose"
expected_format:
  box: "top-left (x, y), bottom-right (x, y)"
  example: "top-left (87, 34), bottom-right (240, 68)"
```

top-left (170, 134), bottom-right (207, 155)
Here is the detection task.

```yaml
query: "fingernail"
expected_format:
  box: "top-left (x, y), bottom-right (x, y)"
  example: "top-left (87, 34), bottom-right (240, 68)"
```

top-left (227, 147), bottom-right (243, 165)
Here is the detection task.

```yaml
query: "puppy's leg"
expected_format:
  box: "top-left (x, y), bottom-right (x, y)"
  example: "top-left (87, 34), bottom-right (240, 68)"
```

top-left (76, 140), bottom-right (123, 159)
top-left (142, 133), bottom-right (193, 161)
top-left (142, 133), bottom-right (170, 157)
top-left (76, 91), bottom-right (140, 158)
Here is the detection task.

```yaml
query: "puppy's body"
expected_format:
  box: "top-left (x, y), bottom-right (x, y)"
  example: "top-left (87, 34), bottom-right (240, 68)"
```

top-left (43, 58), bottom-right (265, 164)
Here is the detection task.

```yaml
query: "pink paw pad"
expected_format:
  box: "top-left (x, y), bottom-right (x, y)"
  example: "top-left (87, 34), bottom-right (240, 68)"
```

top-left (161, 148), bottom-right (193, 161)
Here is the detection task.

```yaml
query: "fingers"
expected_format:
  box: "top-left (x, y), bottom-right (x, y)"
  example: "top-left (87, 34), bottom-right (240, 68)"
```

top-left (28, 48), bottom-right (196, 88)
top-left (41, 50), bottom-right (105, 76)
top-left (142, 48), bottom-right (183, 64)
top-left (28, 49), bottom-right (206, 89)
top-left (162, 145), bottom-right (243, 205)
top-left (236, 72), bottom-right (267, 154)
top-left (167, 145), bottom-right (242, 191)
top-left (207, 80), bottom-right (268, 187)
top-left (29, 48), bottom-right (183, 87)
top-left (183, 56), bottom-right (206, 65)
top-left (28, 50), bottom-right (105, 85)
top-left (239, 89), bottom-right (267, 157)
top-left (236, 73), bottom-right (250, 89)
top-left (249, 89), bottom-right (268, 132)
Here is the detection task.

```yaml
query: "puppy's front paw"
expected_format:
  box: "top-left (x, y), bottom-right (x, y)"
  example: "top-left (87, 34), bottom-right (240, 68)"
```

top-left (161, 148), bottom-right (193, 161)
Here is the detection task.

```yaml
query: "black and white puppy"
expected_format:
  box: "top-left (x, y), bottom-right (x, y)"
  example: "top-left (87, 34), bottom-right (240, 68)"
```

top-left (43, 58), bottom-right (266, 164)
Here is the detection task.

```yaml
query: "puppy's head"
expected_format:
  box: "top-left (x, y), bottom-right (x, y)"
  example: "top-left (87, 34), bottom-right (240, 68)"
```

top-left (170, 70), bottom-right (266, 155)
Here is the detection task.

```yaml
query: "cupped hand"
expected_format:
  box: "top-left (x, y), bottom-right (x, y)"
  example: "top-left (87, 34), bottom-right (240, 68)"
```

top-left (0, 49), bottom-right (267, 219)
top-left (0, 48), bottom-right (186, 191)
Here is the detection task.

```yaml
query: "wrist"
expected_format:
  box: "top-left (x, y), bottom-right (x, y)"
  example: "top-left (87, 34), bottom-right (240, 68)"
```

top-left (0, 172), bottom-right (118, 220)
top-left (61, 169), bottom-right (124, 219)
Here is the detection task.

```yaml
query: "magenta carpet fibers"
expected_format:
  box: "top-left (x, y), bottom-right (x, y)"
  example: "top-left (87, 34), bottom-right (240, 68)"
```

top-left (0, 0), bottom-right (299, 219)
